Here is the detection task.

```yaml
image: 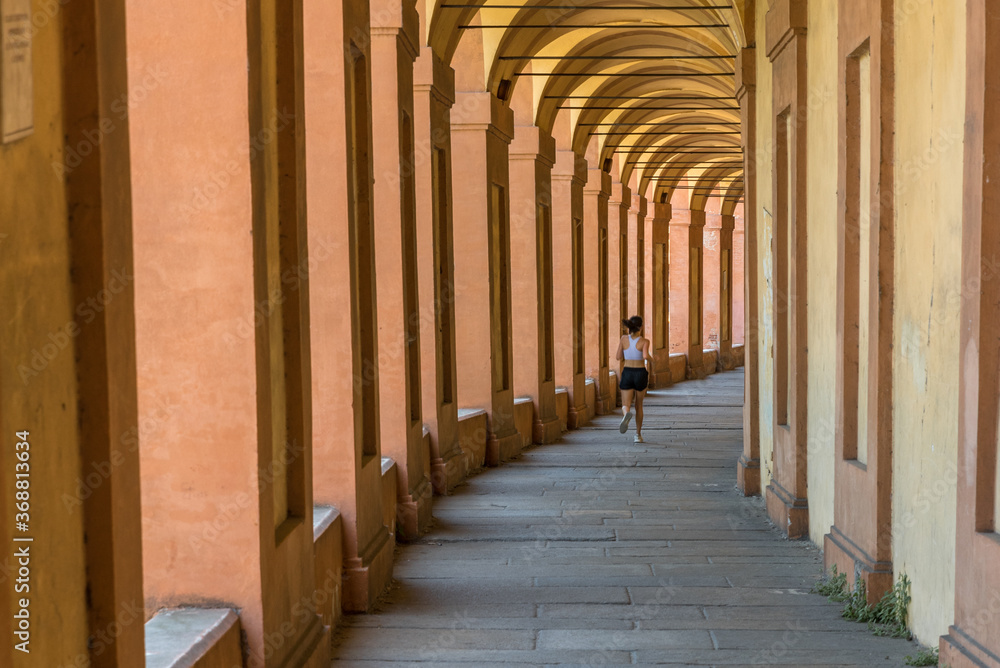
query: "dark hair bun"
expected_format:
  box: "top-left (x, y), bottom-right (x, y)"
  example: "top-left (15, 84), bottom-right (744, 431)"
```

top-left (623, 315), bottom-right (642, 333)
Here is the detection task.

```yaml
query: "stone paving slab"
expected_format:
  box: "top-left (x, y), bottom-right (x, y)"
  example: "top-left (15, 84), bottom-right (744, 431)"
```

top-left (331, 371), bottom-right (922, 665)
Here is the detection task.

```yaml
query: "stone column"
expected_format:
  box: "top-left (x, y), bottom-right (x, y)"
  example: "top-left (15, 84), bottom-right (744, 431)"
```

top-left (307, 0), bottom-right (393, 615)
top-left (413, 47), bottom-right (464, 494)
top-left (553, 149), bottom-right (590, 428)
top-left (584, 167), bottom-right (612, 414)
top-left (764, 0), bottom-right (810, 539)
top-left (607, 180), bottom-right (630, 381)
top-left (942, 3), bottom-right (1000, 663)
top-left (717, 213), bottom-right (736, 369)
top-left (6, 1), bottom-right (143, 663)
top-left (509, 125), bottom-right (560, 444)
top-left (627, 193), bottom-right (646, 321)
top-left (647, 202), bottom-right (672, 387)
top-left (451, 92), bottom-right (522, 465)
top-left (370, 0), bottom-right (431, 541)
top-left (732, 205), bottom-right (746, 347)
top-left (703, 206), bottom-right (723, 357)
top-left (132, 0), bottom-right (331, 662)
top-left (668, 204), bottom-right (691, 364)
top-left (687, 209), bottom-right (707, 378)
top-left (824, 0), bottom-right (896, 604)
top-left (736, 46), bottom-right (762, 496)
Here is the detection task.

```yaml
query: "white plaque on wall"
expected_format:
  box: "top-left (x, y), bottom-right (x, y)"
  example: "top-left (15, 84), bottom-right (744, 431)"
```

top-left (1, 0), bottom-right (33, 143)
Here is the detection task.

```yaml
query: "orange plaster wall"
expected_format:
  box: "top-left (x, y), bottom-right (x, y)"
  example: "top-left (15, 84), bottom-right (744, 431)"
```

top-left (669, 208), bottom-right (692, 354)
top-left (514, 398), bottom-right (536, 450)
top-left (128, 0), bottom-right (266, 632)
top-left (456, 410), bottom-right (488, 474)
top-left (703, 212), bottom-right (723, 350)
top-left (733, 206), bottom-right (746, 345)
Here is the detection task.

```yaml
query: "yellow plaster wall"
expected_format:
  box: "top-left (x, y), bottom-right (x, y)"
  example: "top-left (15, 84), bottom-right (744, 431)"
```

top-left (753, 0), bottom-right (775, 492)
top-left (0, 5), bottom-right (91, 665)
top-left (803, 0), bottom-right (839, 548)
top-left (891, 0), bottom-right (965, 644)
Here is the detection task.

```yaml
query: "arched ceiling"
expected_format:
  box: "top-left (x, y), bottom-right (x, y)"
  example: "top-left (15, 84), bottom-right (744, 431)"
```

top-left (425, 0), bottom-right (752, 207)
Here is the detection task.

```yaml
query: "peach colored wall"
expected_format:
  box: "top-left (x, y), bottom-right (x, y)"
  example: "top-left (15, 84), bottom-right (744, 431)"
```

top-left (552, 149), bottom-right (590, 428)
top-left (129, 0), bottom-right (264, 633)
top-left (509, 124), bottom-right (559, 444)
top-left (305, 0), bottom-right (392, 614)
top-left (703, 211), bottom-right (723, 350)
top-left (669, 207), bottom-right (691, 355)
top-left (627, 194), bottom-right (643, 319)
top-left (371, 0), bottom-right (432, 541)
top-left (130, 1), bottom-right (326, 663)
top-left (584, 167), bottom-right (612, 414)
top-left (413, 47), bottom-right (463, 494)
top-left (451, 90), bottom-right (521, 464)
top-left (733, 207), bottom-right (746, 345)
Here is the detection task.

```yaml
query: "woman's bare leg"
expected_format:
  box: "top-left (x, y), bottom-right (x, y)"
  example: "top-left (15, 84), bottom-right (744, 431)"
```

top-left (621, 389), bottom-right (635, 415)
top-left (619, 388), bottom-right (635, 433)
top-left (635, 389), bottom-right (647, 435)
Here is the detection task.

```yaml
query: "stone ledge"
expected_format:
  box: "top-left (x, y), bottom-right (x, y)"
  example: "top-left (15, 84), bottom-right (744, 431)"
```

top-left (145, 608), bottom-right (241, 668)
top-left (381, 458), bottom-right (398, 539)
top-left (312, 505), bottom-right (343, 631)
top-left (313, 504), bottom-right (338, 541)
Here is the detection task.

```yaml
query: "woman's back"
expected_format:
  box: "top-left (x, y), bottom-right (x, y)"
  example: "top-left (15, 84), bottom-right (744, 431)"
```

top-left (622, 334), bottom-right (644, 360)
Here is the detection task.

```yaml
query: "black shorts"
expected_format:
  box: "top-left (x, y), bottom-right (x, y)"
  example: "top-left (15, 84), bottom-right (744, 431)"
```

top-left (619, 367), bottom-right (649, 391)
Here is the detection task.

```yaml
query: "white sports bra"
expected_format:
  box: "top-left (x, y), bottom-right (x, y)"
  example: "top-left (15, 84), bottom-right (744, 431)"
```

top-left (623, 335), bottom-right (644, 360)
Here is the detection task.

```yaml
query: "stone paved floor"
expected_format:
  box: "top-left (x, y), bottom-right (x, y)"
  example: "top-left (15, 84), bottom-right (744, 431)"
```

top-left (332, 370), bottom-right (923, 666)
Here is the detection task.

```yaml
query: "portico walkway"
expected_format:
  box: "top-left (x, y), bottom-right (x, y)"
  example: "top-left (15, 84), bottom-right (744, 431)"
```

top-left (332, 370), bottom-right (920, 665)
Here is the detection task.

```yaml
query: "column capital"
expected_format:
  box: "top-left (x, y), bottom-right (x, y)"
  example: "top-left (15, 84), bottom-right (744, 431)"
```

top-left (369, 0), bottom-right (420, 61)
top-left (652, 201), bottom-right (671, 221)
top-left (609, 181), bottom-right (630, 206)
top-left (553, 149), bottom-right (587, 185)
top-left (414, 46), bottom-right (455, 108)
top-left (451, 91), bottom-right (514, 144)
top-left (630, 193), bottom-right (647, 218)
top-left (735, 46), bottom-right (756, 102)
top-left (766, 0), bottom-right (807, 61)
top-left (584, 167), bottom-right (611, 198)
top-left (509, 125), bottom-right (556, 167)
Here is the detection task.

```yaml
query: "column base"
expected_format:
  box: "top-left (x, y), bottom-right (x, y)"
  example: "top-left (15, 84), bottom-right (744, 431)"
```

top-left (595, 375), bottom-right (612, 415)
top-left (430, 443), bottom-right (465, 496)
top-left (651, 370), bottom-right (672, 388)
top-left (486, 427), bottom-right (522, 467)
top-left (736, 455), bottom-right (761, 496)
top-left (396, 477), bottom-right (433, 542)
top-left (765, 480), bottom-right (809, 539)
top-left (824, 527), bottom-right (893, 604)
top-left (342, 525), bottom-right (394, 612)
top-left (567, 400), bottom-right (589, 430)
top-left (534, 415), bottom-right (562, 443)
top-left (280, 615), bottom-right (331, 668)
top-left (941, 626), bottom-right (1000, 668)
top-left (686, 362), bottom-right (712, 380)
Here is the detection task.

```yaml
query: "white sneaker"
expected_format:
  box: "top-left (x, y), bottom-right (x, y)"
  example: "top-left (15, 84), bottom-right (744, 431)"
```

top-left (634, 434), bottom-right (644, 443)
top-left (619, 411), bottom-right (632, 433)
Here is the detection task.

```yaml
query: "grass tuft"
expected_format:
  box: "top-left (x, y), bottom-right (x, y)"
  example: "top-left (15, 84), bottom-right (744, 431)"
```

top-left (814, 567), bottom-right (913, 639)
top-left (904, 646), bottom-right (939, 666)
